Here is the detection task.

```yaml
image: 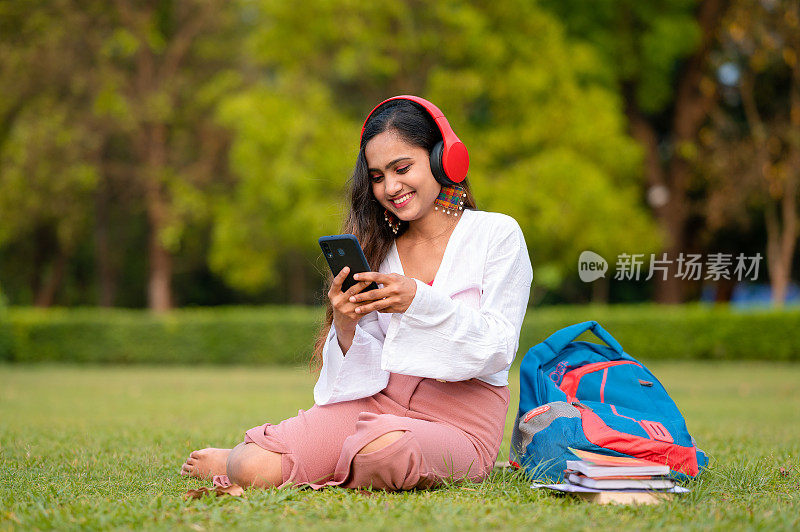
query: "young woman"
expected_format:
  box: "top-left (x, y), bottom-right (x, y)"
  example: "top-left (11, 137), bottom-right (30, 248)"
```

top-left (180, 96), bottom-right (533, 491)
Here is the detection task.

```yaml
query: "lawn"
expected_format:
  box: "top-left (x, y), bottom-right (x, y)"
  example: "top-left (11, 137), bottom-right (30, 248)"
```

top-left (1, 362), bottom-right (798, 530)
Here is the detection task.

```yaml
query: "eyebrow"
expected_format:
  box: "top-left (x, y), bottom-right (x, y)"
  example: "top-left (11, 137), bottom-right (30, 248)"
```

top-left (368, 157), bottom-right (412, 173)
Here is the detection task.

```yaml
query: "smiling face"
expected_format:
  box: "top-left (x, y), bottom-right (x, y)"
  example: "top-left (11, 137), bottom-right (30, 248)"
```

top-left (365, 129), bottom-right (442, 223)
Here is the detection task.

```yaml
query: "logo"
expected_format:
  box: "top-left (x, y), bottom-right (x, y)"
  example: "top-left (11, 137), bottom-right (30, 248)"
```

top-left (549, 360), bottom-right (569, 383)
top-left (578, 250), bottom-right (608, 282)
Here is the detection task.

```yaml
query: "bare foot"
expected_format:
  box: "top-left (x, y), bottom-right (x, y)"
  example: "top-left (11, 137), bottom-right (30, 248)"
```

top-left (180, 448), bottom-right (231, 479)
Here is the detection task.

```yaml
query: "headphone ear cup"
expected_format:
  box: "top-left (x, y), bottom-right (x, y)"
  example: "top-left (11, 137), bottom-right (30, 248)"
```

top-left (429, 141), bottom-right (452, 186)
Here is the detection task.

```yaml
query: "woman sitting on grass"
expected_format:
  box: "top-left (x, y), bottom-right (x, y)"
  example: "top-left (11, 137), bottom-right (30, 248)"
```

top-left (180, 95), bottom-right (533, 491)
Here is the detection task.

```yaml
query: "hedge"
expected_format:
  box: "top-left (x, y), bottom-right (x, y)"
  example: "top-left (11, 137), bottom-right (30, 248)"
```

top-left (1, 304), bottom-right (798, 365)
top-left (0, 306), bottom-right (323, 365)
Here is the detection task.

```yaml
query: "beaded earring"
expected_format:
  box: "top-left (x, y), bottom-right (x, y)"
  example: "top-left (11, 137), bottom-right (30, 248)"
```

top-left (384, 208), bottom-right (401, 235)
top-left (434, 183), bottom-right (467, 216)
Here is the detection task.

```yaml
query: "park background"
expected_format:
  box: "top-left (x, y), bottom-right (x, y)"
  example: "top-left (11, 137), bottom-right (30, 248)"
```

top-left (1, 0), bottom-right (799, 530)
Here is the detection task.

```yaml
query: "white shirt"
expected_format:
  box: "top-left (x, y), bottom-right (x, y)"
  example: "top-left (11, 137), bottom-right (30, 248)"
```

top-left (313, 209), bottom-right (533, 406)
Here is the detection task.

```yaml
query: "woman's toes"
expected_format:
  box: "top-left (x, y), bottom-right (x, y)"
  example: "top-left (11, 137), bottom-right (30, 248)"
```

top-left (179, 448), bottom-right (231, 479)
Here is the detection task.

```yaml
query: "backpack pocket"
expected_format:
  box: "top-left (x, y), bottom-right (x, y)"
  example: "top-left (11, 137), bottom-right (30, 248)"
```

top-left (559, 360), bottom-right (650, 409)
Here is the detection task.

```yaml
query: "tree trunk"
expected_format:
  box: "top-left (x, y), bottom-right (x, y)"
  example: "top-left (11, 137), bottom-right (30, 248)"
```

top-left (764, 171), bottom-right (798, 307)
top-left (128, 18), bottom-right (174, 313)
top-left (591, 276), bottom-right (609, 304)
top-left (34, 247), bottom-right (68, 307)
top-left (94, 175), bottom-right (116, 307)
top-left (147, 223), bottom-right (173, 311)
top-left (740, 38), bottom-right (800, 307)
top-left (287, 250), bottom-right (308, 304)
top-left (625, 101), bottom-right (684, 303)
top-left (714, 276), bottom-right (736, 302)
top-left (765, 204), bottom-right (789, 306)
top-left (143, 123), bottom-right (173, 312)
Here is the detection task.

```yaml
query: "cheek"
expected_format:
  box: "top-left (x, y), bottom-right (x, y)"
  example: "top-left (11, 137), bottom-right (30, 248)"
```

top-left (371, 182), bottom-right (384, 202)
top-left (419, 176), bottom-right (440, 202)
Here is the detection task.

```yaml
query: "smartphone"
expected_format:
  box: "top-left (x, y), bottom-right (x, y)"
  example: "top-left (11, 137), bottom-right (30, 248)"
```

top-left (319, 234), bottom-right (380, 293)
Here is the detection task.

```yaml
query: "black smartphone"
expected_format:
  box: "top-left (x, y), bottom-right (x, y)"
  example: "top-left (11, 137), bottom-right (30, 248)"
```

top-left (318, 234), bottom-right (380, 293)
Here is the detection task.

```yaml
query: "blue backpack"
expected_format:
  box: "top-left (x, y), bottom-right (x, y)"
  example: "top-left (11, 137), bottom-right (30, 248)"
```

top-left (510, 321), bottom-right (708, 481)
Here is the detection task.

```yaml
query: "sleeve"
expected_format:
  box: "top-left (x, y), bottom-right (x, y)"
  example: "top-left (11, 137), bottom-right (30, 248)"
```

top-left (312, 310), bottom-right (390, 405)
top-left (380, 220), bottom-right (533, 381)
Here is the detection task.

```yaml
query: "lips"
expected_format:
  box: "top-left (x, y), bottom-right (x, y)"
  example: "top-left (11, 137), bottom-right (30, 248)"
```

top-left (390, 191), bottom-right (415, 207)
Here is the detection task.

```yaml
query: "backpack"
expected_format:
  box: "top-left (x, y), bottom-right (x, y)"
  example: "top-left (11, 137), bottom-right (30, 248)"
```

top-left (510, 321), bottom-right (708, 481)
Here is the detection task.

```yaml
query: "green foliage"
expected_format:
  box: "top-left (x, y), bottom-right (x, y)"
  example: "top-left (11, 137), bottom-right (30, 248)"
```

top-left (0, 288), bottom-right (11, 361)
top-left (4, 304), bottom-right (799, 365)
top-left (539, 0), bottom-right (703, 113)
top-left (517, 304), bottom-right (800, 362)
top-left (209, 0), bottom-right (659, 293)
top-left (210, 81), bottom-right (353, 291)
top-left (0, 363), bottom-right (798, 529)
top-left (4, 307), bottom-right (324, 365)
top-left (0, 99), bottom-right (99, 249)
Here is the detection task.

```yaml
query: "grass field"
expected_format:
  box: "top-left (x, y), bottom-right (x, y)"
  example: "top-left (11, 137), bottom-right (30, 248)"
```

top-left (1, 362), bottom-right (799, 530)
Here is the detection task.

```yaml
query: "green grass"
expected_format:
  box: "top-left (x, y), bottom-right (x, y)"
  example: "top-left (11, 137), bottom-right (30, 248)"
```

top-left (1, 362), bottom-right (799, 530)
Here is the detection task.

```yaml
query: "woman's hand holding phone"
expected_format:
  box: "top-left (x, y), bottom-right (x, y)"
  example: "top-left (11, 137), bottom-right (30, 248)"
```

top-left (328, 266), bottom-right (374, 336)
top-left (328, 267), bottom-right (418, 337)
top-left (348, 271), bottom-right (417, 314)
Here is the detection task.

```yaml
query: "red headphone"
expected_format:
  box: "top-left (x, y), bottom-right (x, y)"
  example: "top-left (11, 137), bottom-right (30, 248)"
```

top-left (360, 95), bottom-right (469, 185)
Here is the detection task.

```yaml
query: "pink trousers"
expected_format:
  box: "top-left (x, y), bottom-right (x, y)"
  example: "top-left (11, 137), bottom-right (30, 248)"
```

top-left (215, 372), bottom-right (509, 491)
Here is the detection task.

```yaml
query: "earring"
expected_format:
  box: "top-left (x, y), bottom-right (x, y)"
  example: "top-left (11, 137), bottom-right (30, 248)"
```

top-left (384, 208), bottom-right (400, 235)
top-left (433, 183), bottom-right (467, 216)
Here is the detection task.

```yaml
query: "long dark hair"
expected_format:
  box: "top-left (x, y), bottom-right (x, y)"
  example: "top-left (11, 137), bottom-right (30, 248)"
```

top-left (311, 98), bottom-right (478, 371)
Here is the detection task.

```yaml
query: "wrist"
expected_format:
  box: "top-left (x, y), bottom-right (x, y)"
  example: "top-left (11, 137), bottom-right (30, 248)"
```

top-left (334, 320), bottom-right (356, 336)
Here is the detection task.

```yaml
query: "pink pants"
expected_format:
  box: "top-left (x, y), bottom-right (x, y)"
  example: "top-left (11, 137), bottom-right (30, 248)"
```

top-left (215, 372), bottom-right (509, 491)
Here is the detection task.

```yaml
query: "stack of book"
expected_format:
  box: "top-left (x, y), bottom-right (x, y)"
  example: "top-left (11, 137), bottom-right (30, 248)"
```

top-left (533, 448), bottom-right (688, 505)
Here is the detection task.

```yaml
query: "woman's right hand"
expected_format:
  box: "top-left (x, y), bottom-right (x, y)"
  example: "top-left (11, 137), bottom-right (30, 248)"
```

top-left (328, 266), bottom-right (374, 334)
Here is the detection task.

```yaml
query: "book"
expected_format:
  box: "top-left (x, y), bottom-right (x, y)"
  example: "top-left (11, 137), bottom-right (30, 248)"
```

top-left (568, 448), bottom-right (671, 471)
top-left (533, 448), bottom-right (687, 505)
top-left (566, 472), bottom-right (675, 490)
top-left (566, 459), bottom-right (671, 478)
top-left (568, 448), bottom-right (664, 466)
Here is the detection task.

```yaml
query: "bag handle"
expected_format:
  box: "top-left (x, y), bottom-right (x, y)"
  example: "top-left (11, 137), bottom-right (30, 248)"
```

top-left (543, 321), bottom-right (624, 355)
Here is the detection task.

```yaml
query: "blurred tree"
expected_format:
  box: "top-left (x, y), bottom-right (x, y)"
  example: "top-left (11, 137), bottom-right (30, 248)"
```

top-left (700, 0), bottom-right (799, 305)
top-left (211, 0), bottom-right (658, 302)
top-left (0, 0), bottom-right (242, 310)
top-left (541, 0), bottom-right (732, 302)
top-left (99, 0), bottom-right (241, 311)
top-left (211, 83), bottom-right (353, 303)
top-left (0, 102), bottom-right (99, 306)
top-left (1, 0), bottom-right (668, 306)
top-left (0, 2), bottom-right (101, 306)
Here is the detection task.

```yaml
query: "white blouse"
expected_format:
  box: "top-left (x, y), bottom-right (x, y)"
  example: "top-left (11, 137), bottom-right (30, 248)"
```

top-left (313, 209), bottom-right (533, 406)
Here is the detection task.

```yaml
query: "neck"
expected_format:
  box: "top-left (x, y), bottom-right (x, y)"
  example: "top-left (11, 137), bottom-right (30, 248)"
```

top-left (403, 208), bottom-right (461, 243)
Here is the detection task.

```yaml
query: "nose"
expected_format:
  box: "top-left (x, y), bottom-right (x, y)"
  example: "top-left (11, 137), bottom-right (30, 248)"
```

top-left (384, 173), bottom-right (403, 196)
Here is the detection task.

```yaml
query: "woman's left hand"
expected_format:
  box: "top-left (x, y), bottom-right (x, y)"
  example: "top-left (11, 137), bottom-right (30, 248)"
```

top-left (349, 272), bottom-right (418, 314)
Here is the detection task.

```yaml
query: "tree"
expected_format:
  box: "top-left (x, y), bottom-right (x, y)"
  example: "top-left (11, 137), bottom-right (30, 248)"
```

top-left (0, 0), bottom-right (241, 310)
top-left (541, 0), bottom-right (732, 302)
top-left (0, 1), bottom-right (101, 306)
top-left (209, 0), bottom-right (659, 302)
top-left (210, 82), bottom-right (354, 302)
top-left (99, 0), bottom-right (241, 311)
top-left (701, 0), bottom-right (799, 305)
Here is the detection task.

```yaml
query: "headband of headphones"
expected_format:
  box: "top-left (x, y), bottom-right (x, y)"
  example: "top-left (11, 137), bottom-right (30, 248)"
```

top-left (360, 95), bottom-right (469, 185)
